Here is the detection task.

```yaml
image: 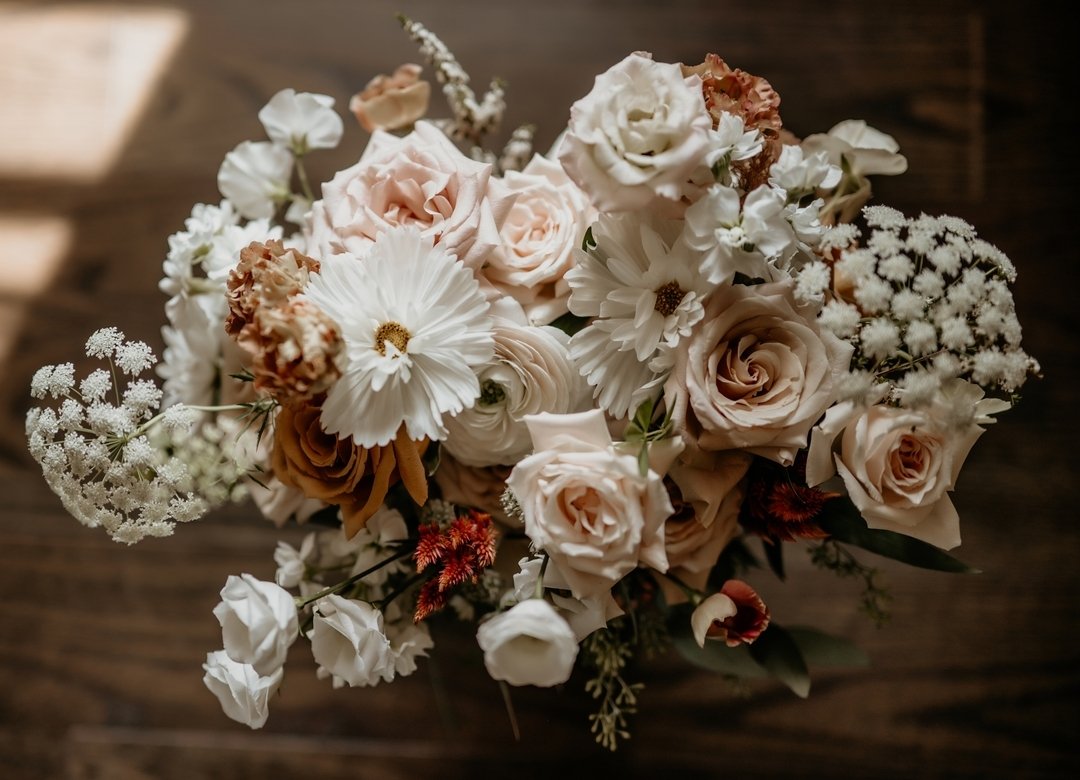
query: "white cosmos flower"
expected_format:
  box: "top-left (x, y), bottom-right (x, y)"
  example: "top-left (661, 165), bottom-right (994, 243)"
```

top-left (304, 226), bottom-right (494, 448)
top-left (566, 212), bottom-right (714, 418)
top-left (217, 140), bottom-right (293, 220)
top-left (258, 89), bottom-right (344, 153)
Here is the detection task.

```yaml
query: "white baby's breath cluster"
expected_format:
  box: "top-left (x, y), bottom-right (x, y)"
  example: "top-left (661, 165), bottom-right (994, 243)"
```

top-left (26, 328), bottom-right (209, 544)
top-left (809, 206), bottom-right (1039, 408)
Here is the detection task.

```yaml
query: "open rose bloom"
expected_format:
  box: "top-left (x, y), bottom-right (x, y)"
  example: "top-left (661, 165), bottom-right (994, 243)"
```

top-left (24, 19), bottom-right (1037, 751)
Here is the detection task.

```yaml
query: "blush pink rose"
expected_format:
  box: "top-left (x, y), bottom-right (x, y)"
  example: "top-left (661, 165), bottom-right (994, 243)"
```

top-left (666, 279), bottom-right (852, 465)
top-left (306, 121), bottom-right (513, 269)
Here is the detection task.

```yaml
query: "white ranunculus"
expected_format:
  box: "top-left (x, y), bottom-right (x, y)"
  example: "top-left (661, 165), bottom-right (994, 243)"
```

top-left (217, 141), bottom-right (293, 220)
top-left (202, 650), bottom-right (282, 729)
top-left (443, 316), bottom-right (590, 467)
top-left (476, 599), bottom-right (579, 687)
top-left (506, 409), bottom-right (674, 599)
top-left (213, 574), bottom-right (298, 676)
top-left (558, 52), bottom-right (714, 212)
top-left (482, 154), bottom-right (595, 325)
top-left (806, 380), bottom-right (1002, 550)
top-left (258, 88), bottom-right (344, 152)
top-left (309, 595), bottom-right (395, 687)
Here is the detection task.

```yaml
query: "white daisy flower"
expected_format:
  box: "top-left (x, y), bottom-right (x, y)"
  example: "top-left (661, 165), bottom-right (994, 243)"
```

top-left (304, 226), bottom-right (494, 448)
top-left (566, 212), bottom-right (713, 418)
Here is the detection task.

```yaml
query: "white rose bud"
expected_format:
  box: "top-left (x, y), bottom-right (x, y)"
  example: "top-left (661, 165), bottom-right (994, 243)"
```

top-left (202, 650), bottom-right (282, 729)
top-left (213, 573), bottom-right (299, 676)
top-left (309, 595), bottom-right (396, 687)
top-left (477, 599), bottom-right (579, 687)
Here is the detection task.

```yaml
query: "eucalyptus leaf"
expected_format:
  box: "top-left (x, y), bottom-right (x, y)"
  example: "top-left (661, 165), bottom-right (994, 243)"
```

top-left (748, 625), bottom-right (810, 698)
top-left (819, 498), bottom-right (980, 574)
top-left (786, 627), bottom-right (870, 668)
top-left (673, 632), bottom-right (769, 678)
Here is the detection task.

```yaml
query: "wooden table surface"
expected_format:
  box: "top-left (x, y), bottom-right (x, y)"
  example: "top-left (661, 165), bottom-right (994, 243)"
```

top-left (1, 1), bottom-right (1076, 777)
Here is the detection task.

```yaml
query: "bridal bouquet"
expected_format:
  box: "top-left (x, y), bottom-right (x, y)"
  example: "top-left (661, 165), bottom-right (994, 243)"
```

top-left (25, 18), bottom-right (1038, 749)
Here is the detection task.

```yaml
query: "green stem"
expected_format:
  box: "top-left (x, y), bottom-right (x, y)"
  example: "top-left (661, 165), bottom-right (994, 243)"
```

top-left (294, 156), bottom-right (315, 203)
top-left (295, 546), bottom-right (413, 609)
top-left (657, 570), bottom-right (703, 606)
top-left (534, 553), bottom-right (550, 601)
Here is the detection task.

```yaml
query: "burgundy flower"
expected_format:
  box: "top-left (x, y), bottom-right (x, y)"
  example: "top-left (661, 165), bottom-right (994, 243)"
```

top-left (691, 579), bottom-right (770, 648)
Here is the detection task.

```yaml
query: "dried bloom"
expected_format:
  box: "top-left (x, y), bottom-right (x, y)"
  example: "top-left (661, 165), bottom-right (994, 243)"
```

top-left (237, 298), bottom-right (343, 404)
top-left (350, 63), bottom-right (431, 132)
top-left (271, 399), bottom-right (429, 537)
top-left (739, 455), bottom-right (835, 542)
top-left (413, 509), bottom-right (498, 622)
top-left (226, 239), bottom-right (321, 336)
top-left (691, 580), bottom-right (770, 647)
top-left (684, 54), bottom-right (782, 144)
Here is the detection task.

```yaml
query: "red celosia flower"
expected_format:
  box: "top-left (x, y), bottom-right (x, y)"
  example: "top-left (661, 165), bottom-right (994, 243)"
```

top-left (412, 509), bottom-right (497, 622)
top-left (740, 455), bottom-right (836, 542)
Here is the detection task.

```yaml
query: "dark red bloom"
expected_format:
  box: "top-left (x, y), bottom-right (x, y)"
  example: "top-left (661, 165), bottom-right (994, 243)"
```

top-left (693, 580), bottom-right (771, 648)
top-left (412, 509), bottom-right (497, 622)
top-left (740, 455), bottom-right (836, 542)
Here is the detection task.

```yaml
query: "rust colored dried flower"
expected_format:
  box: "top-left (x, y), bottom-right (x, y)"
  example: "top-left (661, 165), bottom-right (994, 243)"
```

top-left (740, 454), bottom-right (836, 542)
top-left (684, 54), bottom-right (782, 140)
top-left (237, 298), bottom-right (343, 405)
top-left (413, 509), bottom-right (498, 622)
top-left (271, 399), bottom-right (429, 537)
top-left (350, 63), bottom-right (432, 133)
top-left (226, 240), bottom-right (321, 336)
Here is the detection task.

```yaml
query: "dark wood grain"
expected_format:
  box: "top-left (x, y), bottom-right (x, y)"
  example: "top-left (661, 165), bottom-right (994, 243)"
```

top-left (1, 1), bottom-right (1077, 778)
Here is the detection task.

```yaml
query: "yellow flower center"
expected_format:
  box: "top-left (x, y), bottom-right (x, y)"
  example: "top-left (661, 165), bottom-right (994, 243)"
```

top-left (374, 321), bottom-right (411, 356)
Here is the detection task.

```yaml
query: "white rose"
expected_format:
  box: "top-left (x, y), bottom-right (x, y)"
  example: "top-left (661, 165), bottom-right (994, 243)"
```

top-left (506, 409), bottom-right (673, 599)
top-left (306, 121), bottom-right (513, 269)
top-left (476, 599), bottom-right (579, 687)
top-left (213, 574), bottom-right (298, 676)
top-left (666, 278), bottom-right (853, 465)
top-left (443, 316), bottom-right (591, 467)
top-left (558, 52), bottom-right (714, 212)
top-left (806, 380), bottom-right (999, 550)
top-left (202, 650), bottom-right (282, 729)
top-left (309, 595), bottom-right (395, 687)
top-left (483, 154), bottom-right (595, 325)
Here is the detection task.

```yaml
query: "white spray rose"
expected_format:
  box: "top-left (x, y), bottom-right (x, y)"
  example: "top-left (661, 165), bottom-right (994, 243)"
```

top-left (202, 650), bottom-right (282, 729)
top-left (477, 599), bottom-right (579, 687)
top-left (309, 595), bottom-right (395, 687)
top-left (213, 574), bottom-right (298, 676)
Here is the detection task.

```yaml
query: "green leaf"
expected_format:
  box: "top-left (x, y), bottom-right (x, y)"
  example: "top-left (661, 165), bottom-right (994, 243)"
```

top-left (818, 498), bottom-right (980, 574)
top-left (762, 537), bottom-right (785, 581)
top-left (581, 225), bottom-right (596, 251)
top-left (748, 624), bottom-right (811, 698)
top-left (674, 633), bottom-right (769, 678)
top-left (786, 627), bottom-right (870, 668)
top-left (549, 312), bottom-right (589, 337)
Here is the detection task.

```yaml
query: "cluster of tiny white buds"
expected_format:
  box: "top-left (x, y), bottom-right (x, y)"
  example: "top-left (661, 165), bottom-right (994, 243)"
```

top-left (497, 123), bottom-right (536, 174)
top-left (26, 328), bottom-right (211, 544)
top-left (814, 207), bottom-right (1039, 406)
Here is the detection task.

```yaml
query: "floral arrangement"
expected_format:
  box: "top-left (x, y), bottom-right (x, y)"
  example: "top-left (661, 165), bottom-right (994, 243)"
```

top-left (25, 18), bottom-right (1038, 749)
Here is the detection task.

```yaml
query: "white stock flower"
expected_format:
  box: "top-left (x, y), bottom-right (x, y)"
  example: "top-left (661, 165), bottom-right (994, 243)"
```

top-left (567, 211), bottom-right (714, 418)
top-left (304, 226), bottom-right (494, 447)
top-left (202, 650), bottom-right (282, 729)
top-left (443, 315), bottom-right (590, 467)
top-left (309, 595), bottom-right (396, 687)
top-left (217, 140), bottom-right (293, 220)
top-left (213, 574), bottom-right (299, 676)
top-left (506, 409), bottom-right (674, 599)
top-left (258, 89), bottom-right (344, 152)
top-left (476, 598), bottom-right (579, 687)
top-left (558, 52), bottom-right (714, 211)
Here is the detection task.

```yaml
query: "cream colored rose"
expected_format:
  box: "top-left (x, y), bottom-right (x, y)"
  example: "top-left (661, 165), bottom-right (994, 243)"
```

top-left (666, 279), bottom-right (852, 465)
top-left (349, 64), bottom-right (431, 133)
top-left (442, 316), bottom-right (591, 467)
top-left (482, 154), bottom-right (595, 325)
top-left (558, 52), bottom-right (714, 212)
top-left (506, 409), bottom-right (673, 600)
top-left (306, 121), bottom-right (513, 269)
top-left (806, 381), bottom-right (1001, 550)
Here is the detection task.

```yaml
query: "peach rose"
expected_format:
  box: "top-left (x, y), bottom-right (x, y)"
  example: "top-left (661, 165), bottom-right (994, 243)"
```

top-left (482, 154), bottom-right (595, 325)
top-left (666, 279), bottom-right (853, 465)
top-left (433, 455), bottom-right (513, 526)
top-left (271, 399), bottom-right (428, 537)
top-left (806, 380), bottom-right (1002, 550)
top-left (306, 121), bottom-right (513, 269)
top-left (349, 64), bottom-right (431, 133)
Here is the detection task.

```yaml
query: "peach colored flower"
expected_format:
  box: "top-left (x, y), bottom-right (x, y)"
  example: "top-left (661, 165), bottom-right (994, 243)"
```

top-left (226, 240), bottom-right (321, 336)
top-left (349, 64), bottom-right (431, 133)
top-left (306, 121), bottom-right (513, 270)
top-left (690, 580), bottom-right (770, 648)
top-left (237, 298), bottom-right (342, 404)
top-left (271, 399), bottom-right (428, 537)
top-left (666, 279), bottom-right (853, 465)
top-left (433, 455), bottom-right (513, 526)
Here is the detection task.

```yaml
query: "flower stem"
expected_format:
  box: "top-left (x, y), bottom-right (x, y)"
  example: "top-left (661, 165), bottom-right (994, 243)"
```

top-left (295, 545), bottom-right (413, 609)
top-left (294, 156), bottom-right (315, 203)
top-left (657, 570), bottom-right (703, 606)
top-left (377, 571), bottom-right (427, 611)
top-left (534, 553), bottom-right (549, 601)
